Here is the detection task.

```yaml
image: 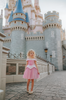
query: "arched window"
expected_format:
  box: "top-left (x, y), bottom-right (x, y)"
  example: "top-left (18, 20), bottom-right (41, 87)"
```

top-left (54, 24), bottom-right (56, 26)
top-left (14, 21), bottom-right (16, 23)
top-left (22, 21), bottom-right (23, 24)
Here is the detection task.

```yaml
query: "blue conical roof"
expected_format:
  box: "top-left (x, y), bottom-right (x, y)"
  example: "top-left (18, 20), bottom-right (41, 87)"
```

top-left (5, 3), bottom-right (9, 9)
top-left (25, 12), bottom-right (29, 23)
top-left (14, 0), bottom-right (24, 14)
top-left (15, 1), bottom-right (18, 6)
top-left (8, 11), bottom-right (13, 22)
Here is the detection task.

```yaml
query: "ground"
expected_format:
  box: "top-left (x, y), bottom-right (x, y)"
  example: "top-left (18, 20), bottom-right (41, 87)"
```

top-left (5, 71), bottom-right (66, 100)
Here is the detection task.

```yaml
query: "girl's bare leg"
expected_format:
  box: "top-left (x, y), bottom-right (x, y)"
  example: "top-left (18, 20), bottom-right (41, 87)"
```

top-left (27, 79), bottom-right (30, 91)
top-left (31, 79), bottom-right (34, 91)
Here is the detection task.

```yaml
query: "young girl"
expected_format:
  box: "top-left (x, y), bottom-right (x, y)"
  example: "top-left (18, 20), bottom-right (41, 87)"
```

top-left (23, 49), bottom-right (40, 94)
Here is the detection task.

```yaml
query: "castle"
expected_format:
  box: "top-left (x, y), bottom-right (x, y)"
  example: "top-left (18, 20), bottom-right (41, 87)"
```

top-left (0, 0), bottom-right (66, 71)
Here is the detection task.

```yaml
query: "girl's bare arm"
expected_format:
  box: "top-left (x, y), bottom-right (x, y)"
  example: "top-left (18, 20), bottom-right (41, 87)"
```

top-left (34, 60), bottom-right (39, 72)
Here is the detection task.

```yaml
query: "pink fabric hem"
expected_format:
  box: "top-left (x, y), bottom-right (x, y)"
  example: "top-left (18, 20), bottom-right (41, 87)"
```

top-left (23, 67), bottom-right (40, 79)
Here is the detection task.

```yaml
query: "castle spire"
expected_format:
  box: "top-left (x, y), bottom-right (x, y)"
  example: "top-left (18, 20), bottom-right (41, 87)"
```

top-left (15, 1), bottom-right (18, 7)
top-left (25, 12), bottom-right (29, 23)
top-left (5, 3), bottom-right (9, 9)
top-left (14, 0), bottom-right (24, 14)
top-left (34, 0), bottom-right (39, 6)
top-left (34, 0), bottom-right (41, 13)
top-left (8, 11), bottom-right (13, 22)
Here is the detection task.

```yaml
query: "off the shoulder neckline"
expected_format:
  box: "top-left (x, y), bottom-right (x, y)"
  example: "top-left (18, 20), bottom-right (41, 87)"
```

top-left (26, 58), bottom-right (36, 60)
top-left (27, 58), bottom-right (36, 59)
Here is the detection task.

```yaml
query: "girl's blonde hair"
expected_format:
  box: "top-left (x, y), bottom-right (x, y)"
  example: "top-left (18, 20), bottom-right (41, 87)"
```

top-left (27, 49), bottom-right (36, 59)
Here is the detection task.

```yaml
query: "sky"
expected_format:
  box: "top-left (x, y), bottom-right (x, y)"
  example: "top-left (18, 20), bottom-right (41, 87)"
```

top-left (0, 0), bottom-right (66, 32)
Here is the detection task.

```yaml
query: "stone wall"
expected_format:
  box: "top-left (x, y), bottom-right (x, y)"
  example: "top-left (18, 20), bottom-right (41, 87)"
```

top-left (6, 58), bottom-right (55, 83)
top-left (0, 32), bottom-right (9, 100)
top-left (62, 46), bottom-right (66, 70)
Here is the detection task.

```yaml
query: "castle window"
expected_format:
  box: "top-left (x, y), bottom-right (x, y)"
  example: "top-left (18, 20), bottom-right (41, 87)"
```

top-left (18, 27), bottom-right (19, 29)
top-left (22, 22), bottom-right (23, 24)
top-left (52, 24), bottom-right (53, 27)
top-left (8, 34), bottom-right (10, 36)
top-left (57, 24), bottom-right (58, 27)
top-left (47, 25), bottom-right (48, 28)
top-left (51, 31), bottom-right (54, 37)
top-left (49, 24), bottom-right (51, 27)
top-left (42, 37), bottom-right (43, 39)
top-left (14, 21), bottom-right (16, 23)
top-left (45, 26), bottom-right (46, 28)
top-left (54, 24), bottom-right (56, 26)
top-left (52, 51), bottom-right (56, 58)
top-left (21, 34), bottom-right (24, 40)
top-left (58, 41), bottom-right (60, 47)
top-left (46, 42), bottom-right (48, 48)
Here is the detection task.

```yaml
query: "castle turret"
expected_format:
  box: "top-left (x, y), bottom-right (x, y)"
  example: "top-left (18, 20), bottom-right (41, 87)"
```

top-left (34, 0), bottom-right (41, 14)
top-left (9, 0), bottom-right (29, 59)
top-left (5, 3), bottom-right (9, 26)
top-left (43, 11), bottom-right (63, 71)
top-left (9, 0), bottom-right (16, 10)
top-left (0, 10), bottom-right (3, 33)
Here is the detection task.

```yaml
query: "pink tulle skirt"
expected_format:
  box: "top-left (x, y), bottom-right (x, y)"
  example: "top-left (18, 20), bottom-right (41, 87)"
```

top-left (23, 67), bottom-right (40, 79)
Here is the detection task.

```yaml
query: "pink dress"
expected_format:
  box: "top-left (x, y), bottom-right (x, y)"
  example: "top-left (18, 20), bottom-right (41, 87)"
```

top-left (23, 58), bottom-right (40, 79)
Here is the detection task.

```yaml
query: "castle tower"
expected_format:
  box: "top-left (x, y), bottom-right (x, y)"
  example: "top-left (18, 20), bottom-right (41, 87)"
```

top-left (61, 29), bottom-right (66, 41)
top-left (8, 0), bottom-right (29, 59)
top-left (43, 11), bottom-right (63, 71)
top-left (0, 10), bottom-right (3, 33)
top-left (4, 0), bottom-right (17, 26)
top-left (4, 3), bottom-right (9, 26)
top-left (34, 0), bottom-right (41, 14)
top-left (9, 0), bottom-right (16, 10)
top-left (23, 0), bottom-right (32, 19)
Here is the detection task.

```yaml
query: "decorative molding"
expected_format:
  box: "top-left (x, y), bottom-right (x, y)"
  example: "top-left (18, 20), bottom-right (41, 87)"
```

top-left (43, 23), bottom-right (61, 30)
top-left (4, 39), bottom-right (11, 42)
top-left (0, 32), bottom-right (6, 37)
top-left (45, 15), bottom-right (59, 19)
top-left (25, 36), bottom-right (44, 40)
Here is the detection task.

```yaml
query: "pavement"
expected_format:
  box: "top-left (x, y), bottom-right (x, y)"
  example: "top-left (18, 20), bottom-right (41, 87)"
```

top-left (5, 71), bottom-right (66, 100)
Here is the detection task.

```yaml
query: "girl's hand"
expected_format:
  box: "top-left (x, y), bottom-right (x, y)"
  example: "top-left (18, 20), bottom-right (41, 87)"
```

top-left (38, 71), bottom-right (40, 74)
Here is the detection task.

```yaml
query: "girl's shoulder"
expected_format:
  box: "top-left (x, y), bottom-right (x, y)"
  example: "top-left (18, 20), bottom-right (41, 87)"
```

top-left (26, 58), bottom-right (37, 61)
